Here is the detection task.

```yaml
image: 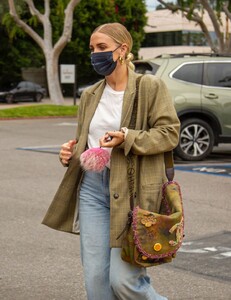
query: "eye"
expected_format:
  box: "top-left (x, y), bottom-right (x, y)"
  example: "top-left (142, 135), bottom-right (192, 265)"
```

top-left (98, 45), bottom-right (107, 51)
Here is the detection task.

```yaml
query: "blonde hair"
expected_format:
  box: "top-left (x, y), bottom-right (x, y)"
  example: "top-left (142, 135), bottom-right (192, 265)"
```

top-left (93, 23), bottom-right (135, 70)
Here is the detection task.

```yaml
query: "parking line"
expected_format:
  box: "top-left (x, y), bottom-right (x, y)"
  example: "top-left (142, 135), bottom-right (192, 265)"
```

top-left (175, 164), bottom-right (231, 177)
top-left (16, 145), bottom-right (60, 154)
top-left (16, 146), bottom-right (231, 178)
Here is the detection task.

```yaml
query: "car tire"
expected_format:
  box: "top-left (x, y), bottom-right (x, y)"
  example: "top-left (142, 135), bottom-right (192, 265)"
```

top-left (175, 118), bottom-right (214, 161)
top-left (6, 94), bottom-right (14, 104)
top-left (34, 93), bottom-right (42, 102)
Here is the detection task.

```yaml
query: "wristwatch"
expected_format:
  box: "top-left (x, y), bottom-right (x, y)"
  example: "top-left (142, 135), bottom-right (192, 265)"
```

top-left (121, 127), bottom-right (128, 138)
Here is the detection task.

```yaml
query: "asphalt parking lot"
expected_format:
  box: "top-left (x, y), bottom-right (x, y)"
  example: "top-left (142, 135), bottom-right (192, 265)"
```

top-left (0, 116), bottom-right (231, 300)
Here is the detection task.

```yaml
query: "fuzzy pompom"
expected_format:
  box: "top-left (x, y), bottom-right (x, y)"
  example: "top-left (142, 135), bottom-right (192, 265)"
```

top-left (80, 147), bottom-right (110, 172)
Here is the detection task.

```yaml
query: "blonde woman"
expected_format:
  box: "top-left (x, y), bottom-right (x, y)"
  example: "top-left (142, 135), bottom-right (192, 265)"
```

top-left (43, 23), bottom-right (180, 300)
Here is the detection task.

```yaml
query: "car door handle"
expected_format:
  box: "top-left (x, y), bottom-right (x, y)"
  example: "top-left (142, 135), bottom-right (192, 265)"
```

top-left (204, 93), bottom-right (218, 99)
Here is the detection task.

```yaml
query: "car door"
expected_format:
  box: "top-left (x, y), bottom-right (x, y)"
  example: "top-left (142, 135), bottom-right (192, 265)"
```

top-left (15, 82), bottom-right (27, 100)
top-left (166, 61), bottom-right (203, 114)
top-left (201, 61), bottom-right (231, 137)
top-left (26, 82), bottom-right (36, 100)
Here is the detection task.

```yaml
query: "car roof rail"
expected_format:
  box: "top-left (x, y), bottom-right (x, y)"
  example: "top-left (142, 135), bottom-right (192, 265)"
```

top-left (155, 54), bottom-right (174, 58)
top-left (155, 53), bottom-right (231, 59)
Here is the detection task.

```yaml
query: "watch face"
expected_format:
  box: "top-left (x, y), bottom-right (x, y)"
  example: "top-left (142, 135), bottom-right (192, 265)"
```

top-left (121, 127), bottom-right (127, 133)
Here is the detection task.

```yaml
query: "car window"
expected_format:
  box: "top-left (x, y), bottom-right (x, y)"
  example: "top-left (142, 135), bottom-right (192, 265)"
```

top-left (149, 63), bottom-right (160, 75)
top-left (172, 63), bottom-right (203, 84)
top-left (17, 82), bottom-right (27, 88)
top-left (134, 62), bottom-right (160, 75)
top-left (27, 82), bottom-right (35, 89)
top-left (203, 62), bottom-right (231, 88)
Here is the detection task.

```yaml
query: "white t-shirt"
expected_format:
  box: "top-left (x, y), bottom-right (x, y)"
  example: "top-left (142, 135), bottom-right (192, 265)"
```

top-left (88, 83), bottom-right (124, 165)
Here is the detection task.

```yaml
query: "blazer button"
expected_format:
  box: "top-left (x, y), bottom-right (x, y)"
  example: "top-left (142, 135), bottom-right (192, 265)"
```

top-left (113, 193), bottom-right (119, 199)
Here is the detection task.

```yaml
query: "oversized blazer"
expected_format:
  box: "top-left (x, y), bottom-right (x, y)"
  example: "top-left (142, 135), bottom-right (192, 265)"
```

top-left (42, 68), bottom-right (180, 247)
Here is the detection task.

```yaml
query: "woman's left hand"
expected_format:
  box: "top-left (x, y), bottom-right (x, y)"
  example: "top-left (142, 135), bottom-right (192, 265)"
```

top-left (99, 131), bottom-right (125, 148)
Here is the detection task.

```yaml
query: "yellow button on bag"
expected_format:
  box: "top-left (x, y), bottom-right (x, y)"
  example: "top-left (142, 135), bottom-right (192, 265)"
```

top-left (142, 255), bottom-right (148, 260)
top-left (145, 221), bottom-right (152, 227)
top-left (153, 243), bottom-right (162, 252)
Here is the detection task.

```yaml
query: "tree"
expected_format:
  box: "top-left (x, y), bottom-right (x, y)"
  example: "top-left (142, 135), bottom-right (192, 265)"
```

top-left (0, 2), bottom-right (45, 89)
top-left (2, 0), bottom-right (147, 98)
top-left (157, 0), bottom-right (231, 54)
top-left (60, 0), bottom-right (147, 87)
top-left (7, 0), bottom-right (80, 104)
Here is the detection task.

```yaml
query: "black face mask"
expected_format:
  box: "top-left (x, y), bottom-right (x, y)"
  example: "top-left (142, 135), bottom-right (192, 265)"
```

top-left (90, 45), bottom-right (121, 76)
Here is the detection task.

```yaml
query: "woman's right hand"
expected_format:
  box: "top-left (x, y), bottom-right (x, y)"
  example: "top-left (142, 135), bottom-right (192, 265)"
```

top-left (59, 139), bottom-right (77, 165)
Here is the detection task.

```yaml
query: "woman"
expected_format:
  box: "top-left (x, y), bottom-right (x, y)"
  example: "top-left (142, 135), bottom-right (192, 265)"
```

top-left (42, 23), bottom-right (180, 300)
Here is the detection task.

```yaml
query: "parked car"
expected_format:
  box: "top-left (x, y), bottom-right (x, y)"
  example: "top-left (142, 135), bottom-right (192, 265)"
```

top-left (76, 78), bottom-right (103, 97)
top-left (133, 53), bottom-right (231, 161)
top-left (1, 81), bottom-right (46, 104)
top-left (0, 91), bottom-right (6, 101)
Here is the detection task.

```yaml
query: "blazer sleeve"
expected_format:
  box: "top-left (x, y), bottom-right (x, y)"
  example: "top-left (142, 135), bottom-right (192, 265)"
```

top-left (124, 75), bottom-right (180, 156)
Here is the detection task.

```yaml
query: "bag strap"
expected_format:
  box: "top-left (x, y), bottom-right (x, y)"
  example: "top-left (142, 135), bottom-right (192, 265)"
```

top-left (164, 151), bottom-right (174, 181)
top-left (126, 75), bottom-right (142, 211)
top-left (128, 75), bottom-right (143, 130)
top-left (127, 75), bottom-right (175, 210)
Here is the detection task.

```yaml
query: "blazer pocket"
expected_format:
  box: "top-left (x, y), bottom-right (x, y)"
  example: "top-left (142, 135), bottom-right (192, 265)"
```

top-left (141, 183), bottom-right (162, 190)
top-left (139, 183), bottom-right (162, 212)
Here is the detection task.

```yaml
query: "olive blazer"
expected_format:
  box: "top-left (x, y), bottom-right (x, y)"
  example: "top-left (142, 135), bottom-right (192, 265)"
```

top-left (42, 69), bottom-right (180, 247)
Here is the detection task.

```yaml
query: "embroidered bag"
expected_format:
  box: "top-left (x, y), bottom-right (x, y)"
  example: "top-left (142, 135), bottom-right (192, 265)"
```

top-left (120, 76), bottom-right (184, 267)
top-left (120, 172), bottom-right (184, 267)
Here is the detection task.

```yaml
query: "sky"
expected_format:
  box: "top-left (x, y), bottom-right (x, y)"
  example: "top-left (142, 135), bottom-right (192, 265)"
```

top-left (145, 0), bottom-right (159, 11)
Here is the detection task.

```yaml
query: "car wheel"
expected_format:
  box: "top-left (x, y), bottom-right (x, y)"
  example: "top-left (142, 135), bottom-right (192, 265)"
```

top-left (34, 93), bottom-right (42, 102)
top-left (175, 118), bottom-right (214, 161)
top-left (6, 94), bottom-right (14, 104)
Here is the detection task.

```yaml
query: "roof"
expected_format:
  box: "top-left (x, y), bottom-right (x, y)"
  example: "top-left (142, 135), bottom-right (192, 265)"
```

top-left (145, 9), bottom-right (229, 33)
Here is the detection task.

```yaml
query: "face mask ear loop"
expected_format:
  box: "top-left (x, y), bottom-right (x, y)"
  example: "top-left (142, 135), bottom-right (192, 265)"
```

top-left (112, 44), bottom-right (122, 53)
top-left (113, 44), bottom-right (123, 65)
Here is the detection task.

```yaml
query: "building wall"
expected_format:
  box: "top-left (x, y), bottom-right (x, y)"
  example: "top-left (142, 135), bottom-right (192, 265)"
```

top-left (139, 9), bottom-right (230, 59)
top-left (21, 67), bottom-right (47, 90)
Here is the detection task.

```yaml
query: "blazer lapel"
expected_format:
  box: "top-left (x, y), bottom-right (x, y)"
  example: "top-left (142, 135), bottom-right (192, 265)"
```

top-left (120, 69), bottom-right (138, 128)
top-left (82, 80), bottom-right (106, 133)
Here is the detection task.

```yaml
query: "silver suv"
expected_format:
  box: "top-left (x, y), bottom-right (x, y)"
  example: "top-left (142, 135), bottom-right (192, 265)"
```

top-left (134, 54), bottom-right (231, 161)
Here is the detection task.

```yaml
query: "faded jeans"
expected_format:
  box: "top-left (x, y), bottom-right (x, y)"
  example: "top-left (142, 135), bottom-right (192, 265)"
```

top-left (79, 168), bottom-right (168, 300)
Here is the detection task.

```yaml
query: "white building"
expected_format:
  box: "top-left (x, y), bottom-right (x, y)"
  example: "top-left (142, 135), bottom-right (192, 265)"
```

top-left (139, 9), bottom-right (230, 59)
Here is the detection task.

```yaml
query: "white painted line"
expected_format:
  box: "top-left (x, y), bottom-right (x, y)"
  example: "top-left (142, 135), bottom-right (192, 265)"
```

top-left (181, 242), bottom-right (194, 246)
top-left (204, 247), bottom-right (217, 252)
top-left (179, 248), bottom-right (208, 254)
top-left (18, 145), bottom-right (61, 149)
top-left (55, 122), bottom-right (77, 126)
top-left (220, 251), bottom-right (231, 257)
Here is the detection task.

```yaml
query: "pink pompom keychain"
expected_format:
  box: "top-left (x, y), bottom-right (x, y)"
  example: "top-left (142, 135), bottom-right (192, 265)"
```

top-left (80, 147), bottom-right (110, 172)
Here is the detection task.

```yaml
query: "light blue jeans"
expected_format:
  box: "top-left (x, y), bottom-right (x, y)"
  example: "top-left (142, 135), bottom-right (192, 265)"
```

top-left (79, 168), bottom-right (168, 300)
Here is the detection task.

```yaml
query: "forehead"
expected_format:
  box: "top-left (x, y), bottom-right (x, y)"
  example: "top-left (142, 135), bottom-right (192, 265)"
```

top-left (90, 32), bottom-right (116, 46)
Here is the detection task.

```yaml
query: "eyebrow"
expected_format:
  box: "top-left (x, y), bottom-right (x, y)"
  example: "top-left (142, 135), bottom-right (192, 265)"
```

top-left (89, 42), bottom-right (108, 48)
